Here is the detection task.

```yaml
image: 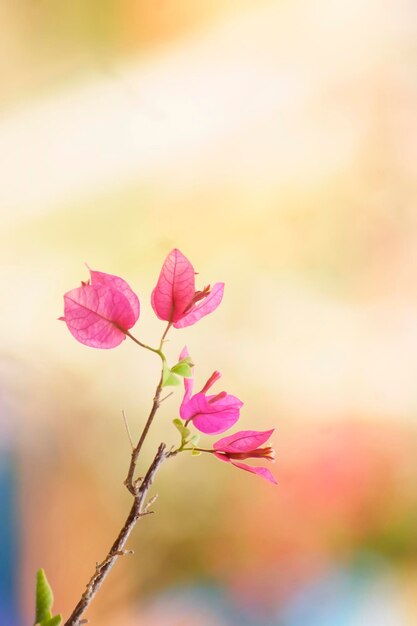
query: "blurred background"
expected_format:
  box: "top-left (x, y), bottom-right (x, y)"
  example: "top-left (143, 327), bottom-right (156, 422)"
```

top-left (1, 0), bottom-right (417, 624)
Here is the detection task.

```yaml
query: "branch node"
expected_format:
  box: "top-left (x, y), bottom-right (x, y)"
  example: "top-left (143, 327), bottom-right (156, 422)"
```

top-left (114, 549), bottom-right (134, 557)
top-left (124, 477), bottom-right (141, 495)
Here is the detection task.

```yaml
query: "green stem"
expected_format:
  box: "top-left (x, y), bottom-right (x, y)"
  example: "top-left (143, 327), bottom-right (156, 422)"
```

top-left (178, 446), bottom-right (214, 454)
top-left (125, 330), bottom-right (164, 359)
top-left (158, 322), bottom-right (172, 349)
top-left (125, 322), bottom-right (171, 363)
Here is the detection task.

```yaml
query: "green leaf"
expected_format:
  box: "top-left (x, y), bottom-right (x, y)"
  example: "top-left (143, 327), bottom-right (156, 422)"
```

top-left (171, 361), bottom-right (193, 378)
top-left (41, 615), bottom-right (62, 626)
top-left (172, 418), bottom-right (190, 441)
top-left (188, 434), bottom-right (200, 447)
top-left (162, 362), bottom-right (181, 387)
top-left (162, 372), bottom-right (181, 387)
top-left (191, 449), bottom-right (202, 456)
top-left (35, 569), bottom-right (54, 623)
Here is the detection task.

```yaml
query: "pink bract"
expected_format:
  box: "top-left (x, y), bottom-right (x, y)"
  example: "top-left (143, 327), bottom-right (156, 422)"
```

top-left (61, 269), bottom-right (140, 349)
top-left (213, 429), bottom-right (277, 484)
top-left (213, 429), bottom-right (274, 453)
top-left (89, 269), bottom-right (140, 320)
top-left (151, 249), bottom-right (224, 328)
top-left (179, 348), bottom-right (243, 434)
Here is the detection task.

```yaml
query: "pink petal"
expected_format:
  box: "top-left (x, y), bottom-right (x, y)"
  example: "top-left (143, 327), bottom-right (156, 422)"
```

top-left (230, 461), bottom-right (277, 484)
top-left (214, 429), bottom-right (275, 454)
top-left (179, 346), bottom-right (194, 401)
top-left (62, 284), bottom-right (136, 349)
top-left (151, 249), bottom-right (195, 323)
top-left (180, 392), bottom-right (242, 434)
top-left (174, 282), bottom-right (224, 329)
top-left (89, 269), bottom-right (140, 322)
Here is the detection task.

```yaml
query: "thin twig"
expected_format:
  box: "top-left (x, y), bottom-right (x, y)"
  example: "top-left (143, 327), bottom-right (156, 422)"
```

top-left (123, 330), bottom-right (160, 355)
top-left (121, 410), bottom-right (135, 451)
top-left (160, 391), bottom-right (173, 403)
top-left (142, 494), bottom-right (158, 515)
top-left (124, 375), bottom-right (164, 495)
top-left (123, 323), bottom-right (172, 494)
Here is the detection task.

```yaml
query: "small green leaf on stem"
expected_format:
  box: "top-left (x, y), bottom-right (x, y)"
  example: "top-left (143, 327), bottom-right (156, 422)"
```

top-left (171, 361), bottom-right (193, 378)
top-left (35, 569), bottom-right (53, 623)
top-left (188, 434), bottom-right (200, 447)
top-left (163, 372), bottom-right (181, 387)
top-left (191, 449), bottom-right (202, 456)
top-left (162, 362), bottom-right (181, 387)
top-left (173, 418), bottom-right (190, 441)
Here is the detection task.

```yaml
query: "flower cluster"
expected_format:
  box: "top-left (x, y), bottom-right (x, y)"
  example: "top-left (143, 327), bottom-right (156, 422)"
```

top-left (61, 249), bottom-right (276, 484)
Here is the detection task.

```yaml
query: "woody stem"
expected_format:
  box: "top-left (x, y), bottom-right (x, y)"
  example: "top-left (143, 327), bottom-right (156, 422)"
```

top-left (64, 323), bottom-right (173, 625)
top-left (64, 444), bottom-right (170, 626)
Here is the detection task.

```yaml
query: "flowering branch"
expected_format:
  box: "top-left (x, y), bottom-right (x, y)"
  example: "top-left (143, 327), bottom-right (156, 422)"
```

top-left (41, 249), bottom-right (277, 626)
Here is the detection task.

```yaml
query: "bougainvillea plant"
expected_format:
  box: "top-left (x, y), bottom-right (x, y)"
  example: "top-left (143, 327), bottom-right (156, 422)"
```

top-left (35, 249), bottom-right (276, 626)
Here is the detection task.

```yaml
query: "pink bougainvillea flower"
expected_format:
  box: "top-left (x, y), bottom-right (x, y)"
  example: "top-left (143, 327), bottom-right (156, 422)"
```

top-left (213, 429), bottom-right (277, 484)
top-left (151, 249), bottom-right (224, 328)
top-left (179, 346), bottom-right (242, 434)
top-left (60, 268), bottom-right (140, 349)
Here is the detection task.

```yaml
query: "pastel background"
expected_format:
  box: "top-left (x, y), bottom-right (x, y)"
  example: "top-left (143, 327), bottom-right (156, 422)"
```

top-left (1, 1), bottom-right (417, 624)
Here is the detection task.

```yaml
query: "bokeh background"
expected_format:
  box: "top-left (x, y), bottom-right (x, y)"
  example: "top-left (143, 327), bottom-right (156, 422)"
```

top-left (1, 1), bottom-right (417, 624)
